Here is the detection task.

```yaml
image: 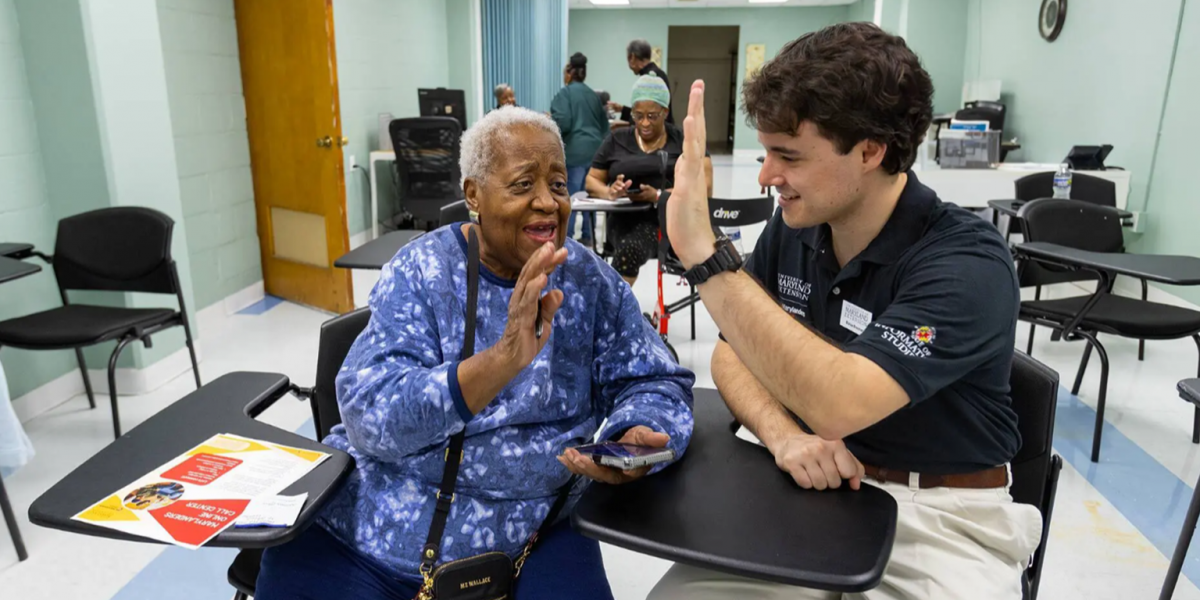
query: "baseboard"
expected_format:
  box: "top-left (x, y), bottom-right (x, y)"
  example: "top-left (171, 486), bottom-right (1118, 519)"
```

top-left (196, 280), bottom-right (266, 340)
top-left (12, 368), bottom-right (86, 424)
top-left (86, 344), bottom-right (200, 395)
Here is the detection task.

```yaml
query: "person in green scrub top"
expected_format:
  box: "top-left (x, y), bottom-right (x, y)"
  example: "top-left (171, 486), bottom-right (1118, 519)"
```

top-left (551, 52), bottom-right (608, 247)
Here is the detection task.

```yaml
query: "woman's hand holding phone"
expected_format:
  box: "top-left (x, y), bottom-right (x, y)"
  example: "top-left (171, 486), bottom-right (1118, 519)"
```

top-left (558, 426), bottom-right (671, 484)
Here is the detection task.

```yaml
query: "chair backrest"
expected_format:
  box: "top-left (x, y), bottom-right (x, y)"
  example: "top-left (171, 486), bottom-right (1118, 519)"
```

top-left (1014, 196), bottom-right (1123, 289)
top-left (708, 197), bottom-right (776, 228)
top-left (1007, 350), bottom-right (1063, 600)
top-left (1018, 198), bottom-right (1125, 253)
top-left (53, 207), bottom-right (179, 294)
top-left (1014, 171), bottom-right (1116, 207)
top-left (955, 100), bottom-right (1006, 132)
top-left (311, 307), bottom-right (371, 440)
top-left (389, 117), bottom-right (464, 224)
top-left (440, 199), bottom-right (470, 227)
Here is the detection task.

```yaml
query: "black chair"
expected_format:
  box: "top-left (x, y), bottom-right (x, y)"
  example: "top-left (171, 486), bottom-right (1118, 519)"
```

top-left (439, 199), bottom-right (470, 227)
top-left (657, 195), bottom-right (775, 341)
top-left (1008, 350), bottom-right (1063, 600)
top-left (388, 117), bottom-right (464, 231)
top-left (227, 307), bottom-right (370, 600)
top-left (0, 207), bottom-right (200, 439)
top-left (1160, 379), bottom-right (1200, 600)
top-left (1013, 172), bottom-right (1149, 360)
top-left (1, 476), bottom-right (27, 562)
top-left (1016, 199), bottom-right (1200, 462)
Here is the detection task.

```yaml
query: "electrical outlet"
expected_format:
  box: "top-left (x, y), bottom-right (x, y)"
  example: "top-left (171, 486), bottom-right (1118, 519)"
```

top-left (349, 154), bottom-right (357, 169)
top-left (1130, 210), bottom-right (1146, 233)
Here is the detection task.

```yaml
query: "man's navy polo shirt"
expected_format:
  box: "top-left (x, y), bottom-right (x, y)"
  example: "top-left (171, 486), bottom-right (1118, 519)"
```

top-left (744, 171), bottom-right (1021, 474)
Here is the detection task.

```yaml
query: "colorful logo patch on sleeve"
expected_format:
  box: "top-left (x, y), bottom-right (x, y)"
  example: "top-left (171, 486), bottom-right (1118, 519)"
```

top-left (913, 326), bottom-right (936, 345)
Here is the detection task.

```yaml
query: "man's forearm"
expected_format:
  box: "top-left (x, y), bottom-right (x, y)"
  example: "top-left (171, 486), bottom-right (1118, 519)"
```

top-left (712, 340), bottom-right (803, 455)
top-left (700, 270), bottom-right (906, 439)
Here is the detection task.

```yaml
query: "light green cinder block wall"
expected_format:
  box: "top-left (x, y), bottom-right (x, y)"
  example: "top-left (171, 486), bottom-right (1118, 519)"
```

top-left (336, 0), bottom-right (451, 236)
top-left (158, 0), bottom-right (260, 311)
top-left (568, 6), bottom-right (849, 152)
top-left (903, 0), bottom-right (968, 116)
top-left (0, 0), bottom-right (77, 400)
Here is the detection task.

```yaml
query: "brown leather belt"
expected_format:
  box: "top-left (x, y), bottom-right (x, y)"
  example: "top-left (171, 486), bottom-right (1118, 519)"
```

top-left (862, 464), bottom-right (1008, 489)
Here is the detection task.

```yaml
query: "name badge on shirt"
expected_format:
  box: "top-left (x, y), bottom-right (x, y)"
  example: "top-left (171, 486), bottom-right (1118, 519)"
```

top-left (840, 300), bottom-right (872, 335)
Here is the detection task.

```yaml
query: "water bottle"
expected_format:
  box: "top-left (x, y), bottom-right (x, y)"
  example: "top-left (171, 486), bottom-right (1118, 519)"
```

top-left (1053, 163), bottom-right (1073, 199)
top-left (721, 226), bottom-right (743, 254)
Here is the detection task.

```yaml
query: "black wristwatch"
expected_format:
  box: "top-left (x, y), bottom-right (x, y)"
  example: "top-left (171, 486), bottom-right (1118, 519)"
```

top-left (683, 236), bottom-right (743, 286)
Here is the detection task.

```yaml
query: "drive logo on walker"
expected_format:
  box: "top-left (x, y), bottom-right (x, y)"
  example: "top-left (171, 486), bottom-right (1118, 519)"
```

top-left (777, 273), bottom-right (811, 317)
top-left (713, 207), bottom-right (741, 220)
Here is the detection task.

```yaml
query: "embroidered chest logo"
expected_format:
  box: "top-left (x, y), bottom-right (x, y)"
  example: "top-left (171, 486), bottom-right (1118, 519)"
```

top-left (777, 273), bottom-right (812, 317)
top-left (913, 326), bottom-right (936, 345)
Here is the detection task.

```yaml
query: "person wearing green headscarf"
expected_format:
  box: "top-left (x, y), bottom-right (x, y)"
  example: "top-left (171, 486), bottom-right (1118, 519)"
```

top-left (585, 74), bottom-right (712, 286)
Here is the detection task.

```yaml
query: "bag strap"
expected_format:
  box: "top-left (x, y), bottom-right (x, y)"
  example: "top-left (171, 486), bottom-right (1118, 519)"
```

top-left (420, 226), bottom-right (481, 575)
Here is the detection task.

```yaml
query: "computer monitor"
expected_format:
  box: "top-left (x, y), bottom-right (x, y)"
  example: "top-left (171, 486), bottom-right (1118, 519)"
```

top-left (418, 88), bottom-right (466, 130)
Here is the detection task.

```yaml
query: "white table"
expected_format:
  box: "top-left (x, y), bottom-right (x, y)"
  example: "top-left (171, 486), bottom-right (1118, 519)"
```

top-left (368, 150), bottom-right (396, 239)
top-left (913, 163), bottom-right (1132, 210)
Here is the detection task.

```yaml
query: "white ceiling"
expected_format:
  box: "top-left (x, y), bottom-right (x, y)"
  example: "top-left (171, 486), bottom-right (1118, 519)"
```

top-left (569, 0), bottom-right (856, 9)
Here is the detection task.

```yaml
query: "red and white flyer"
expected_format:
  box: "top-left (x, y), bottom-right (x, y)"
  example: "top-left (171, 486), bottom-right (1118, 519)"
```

top-left (73, 433), bottom-right (329, 549)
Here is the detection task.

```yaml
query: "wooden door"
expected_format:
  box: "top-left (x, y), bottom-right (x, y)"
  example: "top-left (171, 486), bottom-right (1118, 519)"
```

top-left (235, 0), bottom-right (352, 313)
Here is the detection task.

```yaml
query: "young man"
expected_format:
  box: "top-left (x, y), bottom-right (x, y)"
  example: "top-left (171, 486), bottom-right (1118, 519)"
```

top-left (651, 22), bottom-right (1042, 599)
top-left (607, 38), bottom-right (674, 126)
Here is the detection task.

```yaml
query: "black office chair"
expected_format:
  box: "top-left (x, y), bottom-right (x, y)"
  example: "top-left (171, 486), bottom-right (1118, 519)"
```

top-left (1, 476), bottom-right (26, 562)
top-left (1008, 350), bottom-right (1063, 600)
top-left (388, 117), bottom-right (464, 231)
top-left (0, 207), bottom-right (201, 439)
top-left (439, 199), bottom-right (470, 227)
top-left (1012, 172), bottom-right (1149, 359)
top-left (1016, 199), bottom-right (1200, 462)
top-left (227, 307), bottom-right (370, 600)
top-left (656, 195), bottom-right (774, 341)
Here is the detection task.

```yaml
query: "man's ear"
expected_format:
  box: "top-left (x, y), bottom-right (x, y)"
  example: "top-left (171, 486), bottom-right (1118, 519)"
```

top-left (859, 139), bottom-right (888, 172)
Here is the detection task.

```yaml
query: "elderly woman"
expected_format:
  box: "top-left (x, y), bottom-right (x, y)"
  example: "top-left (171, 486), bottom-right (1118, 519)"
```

top-left (493, 83), bottom-right (517, 110)
top-left (254, 106), bottom-right (694, 600)
top-left (586, 75), bottom-right (713, 286)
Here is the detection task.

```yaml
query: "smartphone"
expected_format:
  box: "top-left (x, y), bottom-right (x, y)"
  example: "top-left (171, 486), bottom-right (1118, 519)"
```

top-left (572, 442), bottom-right (676, 470)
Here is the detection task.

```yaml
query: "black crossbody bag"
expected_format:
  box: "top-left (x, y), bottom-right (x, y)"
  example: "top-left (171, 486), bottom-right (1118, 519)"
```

top-left (415, 226), bottom-right (573, 600)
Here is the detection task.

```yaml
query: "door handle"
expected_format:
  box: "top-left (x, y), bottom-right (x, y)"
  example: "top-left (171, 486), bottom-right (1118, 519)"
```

top-left (339, 136), bottom-right (349, 147)
top-left (316, 136), bottom-right (333, 148)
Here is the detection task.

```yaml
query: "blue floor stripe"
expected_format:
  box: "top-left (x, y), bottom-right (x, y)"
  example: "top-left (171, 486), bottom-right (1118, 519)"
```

top-left (237, 295), bottom-right (285, 315)
top-left (109, 419), bottom-right (317, 600)
top-left (1053, 387), bottom-right (1198, 588)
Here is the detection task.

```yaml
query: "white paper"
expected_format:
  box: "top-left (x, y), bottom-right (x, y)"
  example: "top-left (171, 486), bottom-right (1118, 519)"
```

top-left (735, 426), bottom-right (766, 448)
top-left (235, 493), bottom-right (308, 528)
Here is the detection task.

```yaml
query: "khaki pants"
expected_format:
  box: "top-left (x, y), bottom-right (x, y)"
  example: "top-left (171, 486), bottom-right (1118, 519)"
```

top-left (648, 472), bottom-right (1043, 600)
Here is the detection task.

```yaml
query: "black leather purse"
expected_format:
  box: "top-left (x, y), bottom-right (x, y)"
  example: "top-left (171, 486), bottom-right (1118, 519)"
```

top-left (415, 227), bottom-right (572, 600)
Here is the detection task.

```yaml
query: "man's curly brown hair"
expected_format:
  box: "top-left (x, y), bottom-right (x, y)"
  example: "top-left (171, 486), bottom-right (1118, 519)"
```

top-left (742, 22), bottom-right (933, 175)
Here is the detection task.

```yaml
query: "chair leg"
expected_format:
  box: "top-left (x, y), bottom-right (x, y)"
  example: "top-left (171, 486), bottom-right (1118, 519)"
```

top-left (1026, 323), bottom-right (1036, 356)
top-left (230, 592), bottom-right (249, 600)
top-left (73, 348), bottom-right (97, 409)
top-left (1075, 331), bottom-right (1110, 463)
top-left (1140, 279), bottom-right (1149, 361)
top-left (1071, 342), bottom-right (1093, 396)
top-left (182, 319), bottom-right (202, 389)
top-left (1159, 471), bottom-right (1200, 599)
top-left (0, 476), bottom-right (28, 562)
top-left (1193, 335), bottom-right (1200, 444)
top-left (107, 338), bottom-right (135, 440)
top-left (690, 284), bottom-right (696, 342)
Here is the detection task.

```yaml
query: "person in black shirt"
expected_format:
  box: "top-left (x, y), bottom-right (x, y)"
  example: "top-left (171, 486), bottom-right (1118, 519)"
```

top-left (651, 23), bottom-right (1042, 600)
top-left (586, 75), bottom-right (710, 286)
top-left (607, 39), bottom-right (674, 126)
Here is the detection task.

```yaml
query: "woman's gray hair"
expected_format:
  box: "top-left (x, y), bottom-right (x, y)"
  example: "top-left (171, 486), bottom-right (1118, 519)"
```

top-left (460, 106), bottom-right (563, 186)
